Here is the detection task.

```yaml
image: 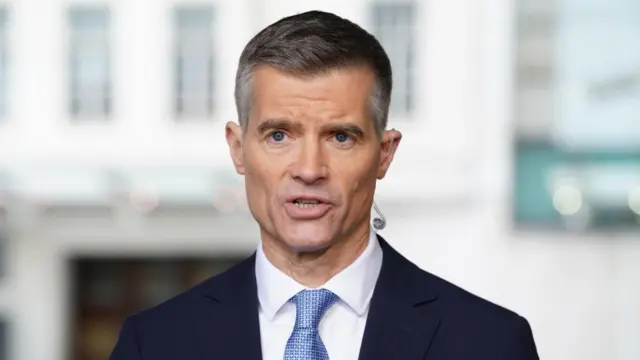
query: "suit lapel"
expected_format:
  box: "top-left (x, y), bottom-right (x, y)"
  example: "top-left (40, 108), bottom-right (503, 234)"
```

top-left (193, 254), bottom-right (263, 360)
top-left (358, 236), bottom-right (442, 360)
top-left (189, 236), bottom-right (441, 360)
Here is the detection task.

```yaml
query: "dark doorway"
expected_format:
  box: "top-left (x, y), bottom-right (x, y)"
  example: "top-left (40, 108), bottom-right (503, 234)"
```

top-left (69, 256), bottom-right (245, 360)
top-left (0, 319), bottom-right (6, 360)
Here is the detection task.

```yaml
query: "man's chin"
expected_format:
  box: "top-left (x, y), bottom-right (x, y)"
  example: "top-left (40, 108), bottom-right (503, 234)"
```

top-left (281, 232), bottom-right (334, 254)
top-left (274, 218), bottom-right (340, 252)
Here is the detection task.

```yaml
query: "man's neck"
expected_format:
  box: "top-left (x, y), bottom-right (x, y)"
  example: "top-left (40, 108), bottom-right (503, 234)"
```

top-left (261, 225), bottom-right (371, 288)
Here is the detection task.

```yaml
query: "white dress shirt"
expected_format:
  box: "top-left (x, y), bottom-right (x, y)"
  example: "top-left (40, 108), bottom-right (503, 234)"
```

top-left (255, 227), bottom-right (383, 360)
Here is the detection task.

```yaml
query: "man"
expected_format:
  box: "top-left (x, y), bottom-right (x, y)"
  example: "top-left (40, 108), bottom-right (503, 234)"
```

top-left (110, 10), bottom-right (539, 360)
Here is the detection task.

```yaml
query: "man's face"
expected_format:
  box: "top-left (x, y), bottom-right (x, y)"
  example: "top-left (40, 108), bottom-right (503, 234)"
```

top-left (226, 66), bottom-right (401, 253)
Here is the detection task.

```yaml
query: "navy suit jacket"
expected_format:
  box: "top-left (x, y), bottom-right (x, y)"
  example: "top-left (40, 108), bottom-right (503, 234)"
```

top-left (110, 236), bottom-right (539, 359)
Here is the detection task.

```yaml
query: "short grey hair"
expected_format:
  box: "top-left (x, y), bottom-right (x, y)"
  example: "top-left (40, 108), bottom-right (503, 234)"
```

top-left (234, 10), bottom-right (393, 138)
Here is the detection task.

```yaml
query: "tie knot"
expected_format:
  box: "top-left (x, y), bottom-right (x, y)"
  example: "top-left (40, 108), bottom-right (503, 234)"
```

top-left (290, 289), bottom-right (339, 329)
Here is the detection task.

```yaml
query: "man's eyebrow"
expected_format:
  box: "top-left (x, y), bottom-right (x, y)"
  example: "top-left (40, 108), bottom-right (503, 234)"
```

top-left (255, 118), bottom-right (367, 138)
top-left (256, 118), bottom-right (300, 133)
top-left (322, 123), bottom-right (366, 138)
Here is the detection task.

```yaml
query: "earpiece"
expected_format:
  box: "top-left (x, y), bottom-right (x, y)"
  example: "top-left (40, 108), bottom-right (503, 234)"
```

top-left (372, 201), bottom-right (386, 230)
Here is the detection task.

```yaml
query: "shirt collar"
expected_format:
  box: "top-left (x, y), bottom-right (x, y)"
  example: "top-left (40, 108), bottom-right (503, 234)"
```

top-left (255, 227), bottom-right (383, 320)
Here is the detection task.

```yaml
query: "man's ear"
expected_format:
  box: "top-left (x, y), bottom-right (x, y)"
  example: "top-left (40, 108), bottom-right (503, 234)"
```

top-left (377, 128), bottom-right (402, 180)
top-left (225, 121), bottom-right (245, 175)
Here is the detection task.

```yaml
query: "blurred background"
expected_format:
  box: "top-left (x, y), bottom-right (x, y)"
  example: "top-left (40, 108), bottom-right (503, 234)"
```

top-left (0, 0), bottom-right (638, 359)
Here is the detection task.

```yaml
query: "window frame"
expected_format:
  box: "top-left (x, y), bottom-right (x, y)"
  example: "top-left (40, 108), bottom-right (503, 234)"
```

top-left (369, 1), bottom-right (418, 119)
top-left (172, 5), bottom-right (215, 120)
top-left (67, 5), bottom-right (112, 120)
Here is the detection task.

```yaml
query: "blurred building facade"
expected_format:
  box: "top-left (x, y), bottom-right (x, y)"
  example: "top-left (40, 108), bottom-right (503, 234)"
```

top-left (0, 0), bottom-right (637, 359)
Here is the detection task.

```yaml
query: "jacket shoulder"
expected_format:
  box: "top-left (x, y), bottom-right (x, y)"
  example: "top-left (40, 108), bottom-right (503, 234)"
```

top-left (414, 267), bottom-right (538, 358)
top-left (411, 265), bottom-right (532, 339)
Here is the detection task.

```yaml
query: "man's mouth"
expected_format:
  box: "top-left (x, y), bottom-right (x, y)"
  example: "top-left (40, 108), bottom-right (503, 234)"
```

top-left (284, 196), bottom-right (332, 219)
top-left (293, 199), bottom-right (323, 208)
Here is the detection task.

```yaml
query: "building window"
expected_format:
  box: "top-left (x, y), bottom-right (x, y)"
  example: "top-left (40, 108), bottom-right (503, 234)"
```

top-left (513, 0), bottom-right (640, 231)
top-left (0, 8), bottom-right (8, 118)
top-left (173, 6), bottom-right (214, 119)
top-left (68, 7), bottom-right (111, 119)
top-left (371, 2), bottom-right (416, 116)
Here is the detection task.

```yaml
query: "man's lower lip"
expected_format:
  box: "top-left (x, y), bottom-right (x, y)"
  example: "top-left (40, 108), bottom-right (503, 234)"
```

top-left (284, 202), bottom-right (331, 219)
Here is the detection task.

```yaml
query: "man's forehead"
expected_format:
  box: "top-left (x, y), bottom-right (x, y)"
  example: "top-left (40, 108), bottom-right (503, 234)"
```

top-left (253, 70), bottom-right (373, 105)
top-left (245, 66), bottom-right (377, 133)
top-left (251, 65), bottom-right (376, 95)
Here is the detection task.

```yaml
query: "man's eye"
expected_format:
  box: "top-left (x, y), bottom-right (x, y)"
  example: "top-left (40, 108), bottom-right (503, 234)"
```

top-left (269, 131), bottom-right (286, 142)
top-left (334, 132), bottom-right (351, 143)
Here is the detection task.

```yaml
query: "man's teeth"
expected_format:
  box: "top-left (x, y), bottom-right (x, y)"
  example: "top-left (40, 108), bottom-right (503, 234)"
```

top-left (293, 199), bottom-right (321, 208)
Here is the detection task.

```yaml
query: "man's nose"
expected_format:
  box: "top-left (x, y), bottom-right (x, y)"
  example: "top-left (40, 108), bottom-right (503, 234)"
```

top-left (290, 139), bottom-right (328, 185)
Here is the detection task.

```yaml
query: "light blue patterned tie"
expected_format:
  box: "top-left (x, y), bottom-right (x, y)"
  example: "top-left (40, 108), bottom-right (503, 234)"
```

top-left (283, 289), bottom-right (339, 360)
